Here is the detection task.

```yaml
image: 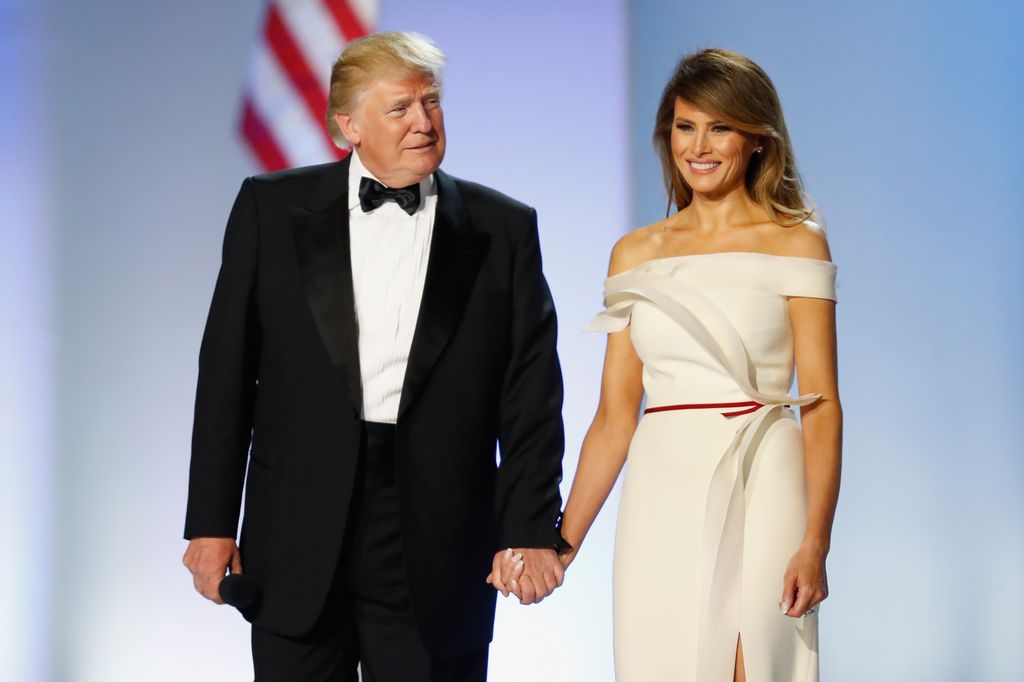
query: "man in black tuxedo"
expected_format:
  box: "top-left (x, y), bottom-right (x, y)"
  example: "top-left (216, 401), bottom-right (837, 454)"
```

top-left (182, 32), bottom-right (568, 681)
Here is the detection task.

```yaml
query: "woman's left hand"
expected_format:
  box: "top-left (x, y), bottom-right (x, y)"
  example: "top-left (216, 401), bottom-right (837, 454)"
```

top-left (779, 547), bottom-right (828, 617)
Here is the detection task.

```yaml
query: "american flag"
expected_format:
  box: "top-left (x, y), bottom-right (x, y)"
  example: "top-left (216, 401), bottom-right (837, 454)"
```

top-left (239, 0), bottom-right (377, 171)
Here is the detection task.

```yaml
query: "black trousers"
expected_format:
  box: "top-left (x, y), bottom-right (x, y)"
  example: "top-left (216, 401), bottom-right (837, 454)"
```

top-left (251, 422), bottom-right (488, 682)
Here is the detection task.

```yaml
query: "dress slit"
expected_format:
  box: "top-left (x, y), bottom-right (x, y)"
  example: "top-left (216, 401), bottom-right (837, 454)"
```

top-left (733, 633), bottom-right (746, 682)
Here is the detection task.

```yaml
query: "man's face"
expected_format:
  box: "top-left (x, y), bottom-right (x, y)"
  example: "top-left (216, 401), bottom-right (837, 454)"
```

top-left (336, 73), bottom-right (446, 188)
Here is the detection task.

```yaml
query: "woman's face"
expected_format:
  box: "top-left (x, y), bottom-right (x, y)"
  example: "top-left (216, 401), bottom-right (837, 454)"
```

top-left (670, 98), bottom-right (760, 199)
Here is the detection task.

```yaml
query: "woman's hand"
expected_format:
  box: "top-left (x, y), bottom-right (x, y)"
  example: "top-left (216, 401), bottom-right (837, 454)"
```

top-left (779, 546), bottom-right (828, 617)
top-left (486, 548), bottom-right (523, 598)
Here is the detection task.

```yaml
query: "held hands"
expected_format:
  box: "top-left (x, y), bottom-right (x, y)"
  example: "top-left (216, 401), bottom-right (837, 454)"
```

top-left (182, 537), bottom-right (241, 604)
top-left (486, 547), bottom-right (565, 605)
top-left (779, 546), bottom-right (829, 618)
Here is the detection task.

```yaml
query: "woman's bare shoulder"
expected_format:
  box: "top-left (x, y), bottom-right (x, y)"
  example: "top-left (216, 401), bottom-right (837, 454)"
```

top-left (608, 222), bottom-right (665, 276)
top-left (775, 219), bottom-right (832, 262)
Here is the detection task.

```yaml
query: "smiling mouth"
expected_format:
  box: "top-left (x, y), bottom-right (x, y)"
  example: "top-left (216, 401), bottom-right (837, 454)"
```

top-left (688, 160), bottom-right (721, 173)
top-left (408, 140), bottom-right (437, 150)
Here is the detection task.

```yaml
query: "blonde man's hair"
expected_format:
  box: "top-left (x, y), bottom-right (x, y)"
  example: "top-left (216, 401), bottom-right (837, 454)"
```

top-left (653, 48), bottom-right (812, 226)
top-left (326, 31), bottom-right (446, 147)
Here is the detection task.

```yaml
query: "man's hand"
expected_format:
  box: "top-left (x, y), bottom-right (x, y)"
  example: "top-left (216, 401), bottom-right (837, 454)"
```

top-left (486, 547), bottom-right (564, 605)
top-left (182, 537), bottom-right (241, 604)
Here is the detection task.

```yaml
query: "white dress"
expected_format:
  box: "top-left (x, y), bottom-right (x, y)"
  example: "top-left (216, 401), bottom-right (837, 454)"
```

top-left (587, 252), bottom-right (837, 682)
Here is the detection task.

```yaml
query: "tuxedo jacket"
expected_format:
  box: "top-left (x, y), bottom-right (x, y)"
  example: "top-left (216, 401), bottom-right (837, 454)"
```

top-left (184, 156), bottom-right (565, 657)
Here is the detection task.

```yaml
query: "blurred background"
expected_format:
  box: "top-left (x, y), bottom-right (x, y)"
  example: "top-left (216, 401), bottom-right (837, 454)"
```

top-left (2, 0), bottom-right (1021, 679)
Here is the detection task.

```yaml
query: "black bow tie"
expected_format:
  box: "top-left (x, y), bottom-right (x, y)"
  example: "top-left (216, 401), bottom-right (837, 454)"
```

top-left (358, 176), bottom-right (421, 216)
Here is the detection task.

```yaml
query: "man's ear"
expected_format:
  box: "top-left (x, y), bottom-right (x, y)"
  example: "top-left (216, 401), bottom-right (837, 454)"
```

top-left (336, 112), bottom-right (359, 146)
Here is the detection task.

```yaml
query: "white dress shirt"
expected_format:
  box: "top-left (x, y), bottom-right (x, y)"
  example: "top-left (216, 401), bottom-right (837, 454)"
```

top-left (347, 150), bottom-right (437, 423)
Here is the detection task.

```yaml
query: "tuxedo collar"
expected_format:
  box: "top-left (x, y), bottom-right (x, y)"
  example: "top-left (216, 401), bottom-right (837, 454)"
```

top-left (291, 156), bottom-right (361, 411)
top-left (398, 167), bottom-right (490, 418)
top-left (346, 149), bottom-right (436, 214)
top-left (292, 156), bottom-right (490, 420)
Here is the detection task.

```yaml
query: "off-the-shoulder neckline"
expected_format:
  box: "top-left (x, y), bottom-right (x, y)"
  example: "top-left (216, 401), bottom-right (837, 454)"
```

top-left (608, 250), bottom-right (836, 278)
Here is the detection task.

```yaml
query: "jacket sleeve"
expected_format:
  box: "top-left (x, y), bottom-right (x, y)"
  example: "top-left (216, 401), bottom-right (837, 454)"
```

top-left (494, 207), bottom-right (568, 550)
top-left (184, 178), bottom-right (261, 540)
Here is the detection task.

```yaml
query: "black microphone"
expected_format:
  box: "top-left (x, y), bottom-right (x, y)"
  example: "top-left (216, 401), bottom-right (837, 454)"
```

top-left (219, 574), bottom-right (261, 618)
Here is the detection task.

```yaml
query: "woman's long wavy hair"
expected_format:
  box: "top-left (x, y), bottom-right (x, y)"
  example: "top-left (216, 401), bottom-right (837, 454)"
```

top-left (653, 48), bottom-right (812, 225)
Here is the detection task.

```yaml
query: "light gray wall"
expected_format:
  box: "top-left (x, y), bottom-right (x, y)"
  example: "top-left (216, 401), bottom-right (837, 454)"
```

top-left (1, 2), bottom-right (55, 680)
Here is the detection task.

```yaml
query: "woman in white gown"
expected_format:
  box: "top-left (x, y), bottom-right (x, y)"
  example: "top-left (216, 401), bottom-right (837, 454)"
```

top-left (557, 49), bottom-right (843, 681)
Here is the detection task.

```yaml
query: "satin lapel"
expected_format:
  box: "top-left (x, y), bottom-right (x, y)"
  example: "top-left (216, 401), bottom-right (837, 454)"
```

top-left (398, 170), bottom-right (490, 419)
top-left (292, 158), bottom-right (363, 411)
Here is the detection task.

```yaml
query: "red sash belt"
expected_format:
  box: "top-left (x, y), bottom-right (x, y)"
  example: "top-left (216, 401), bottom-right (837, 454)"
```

top-left (643, 400), bottom-right (768, 418)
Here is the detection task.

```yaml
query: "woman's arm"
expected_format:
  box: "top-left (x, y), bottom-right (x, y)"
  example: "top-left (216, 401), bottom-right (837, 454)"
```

top-left (558, 240), bottom-right (647, 566)
top-left (792, 297), bottom-right (842, 560)
top-left (559, 328), bottom-right (645, 565)
top-left (777, 222), bottom-right (842, 617)
top-left (780, 292), bottom-right (842, 617)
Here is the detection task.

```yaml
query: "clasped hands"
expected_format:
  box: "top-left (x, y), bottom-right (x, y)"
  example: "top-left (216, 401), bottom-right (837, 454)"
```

top-left (486, 547), bottom-right (569, 605)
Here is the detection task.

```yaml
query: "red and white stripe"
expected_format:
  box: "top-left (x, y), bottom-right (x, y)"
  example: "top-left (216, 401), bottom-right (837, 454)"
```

top-left (239, 0), bottom-right (377, 171)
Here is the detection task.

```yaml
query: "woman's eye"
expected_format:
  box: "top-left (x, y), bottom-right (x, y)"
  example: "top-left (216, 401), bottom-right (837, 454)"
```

top-left (712, 125), bottom-right (731, 133)
top-left (675, 124), bottom-right (693, 131)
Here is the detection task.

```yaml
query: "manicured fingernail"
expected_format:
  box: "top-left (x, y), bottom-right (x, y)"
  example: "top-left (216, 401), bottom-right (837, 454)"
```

top-left (515, 560), bottom-right (524, 571)
top-left (505, 548), bottom-right (513, 558)
top-left (512, 553), bottom-right (523, 562)
top-left (511, 579), bottom-right (518, 590)
top-left (780, 602), bottom-right (790, 614)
